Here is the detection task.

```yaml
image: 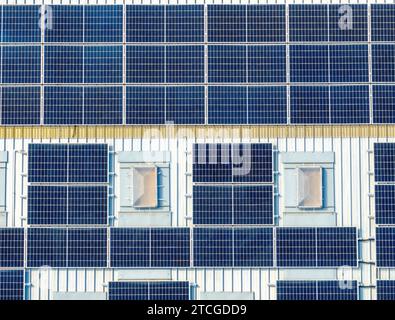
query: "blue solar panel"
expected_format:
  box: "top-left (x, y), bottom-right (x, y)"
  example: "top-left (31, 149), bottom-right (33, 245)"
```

top-left (193, 228), bottom-right (233, 267)
top-left (68, 144), bottom-right (108, 183)
top-left (193, 186), bottom-right (233, 225)
top-left (28, 186), bottom-right (67, 225)
top-left (126, 87), bottom-right (165, 125)
top-left (67, 228), bottom-right (107, 268)
top-left (84, 5), bottom-right (123, 43)
top-left (208, 5), bottom-right (246, 42)
top-left (209, 46), bottom-right (246, 83)
top-left (208, 86), bottom-right (247, 124)
top-left (28, 144), bottom-right (68, 183)
top-left (290, 45), bottom-right (328, 83)
top-left (84, 46), bottom-right (123, 84)
top-left (290, 86), bottom-right (330, 124)
top-left (330, 85), bottom-right (370, 124)
top-left (2, 46), bottom-right (41, 84)
top-left (126, 46), bottom-right (165, 83)
top-left (330, 45), bottom-right (368, 83)
top-left (151, 228), bottom-right (191, 268)
top-left (375, 185), bottom-right (395, 225)
top-left (166, 5), bottom-right (204, 42)
top-left (2, 5), bottom-right (40, 42)
top-left (374, 143), bottom-right (395, 183)
top-left (27, 228), bottom-right (67, 268)
top-left (110, 228), bottom-right (150, 268)
top-left (0, 228), bottom-right (24, 268)
top-left (316, 227), bottom-right (357, 267)
top-left (289, 5), bottom-right (328, 42)
top-left (373, 86), bottom-right (395, 124)
top-left (165, 86), bottom-right (205, 125)
top-left (328, 5), bottom-right (368, 42)
top-left (248, 86), bottom-right (287, 125)
top-left (277, 280), bottom-right (358, 300)
top-left (126, 5), bottom-right (164, 42)
top-left (372, 45), bottom-right (395, 83)
top-left (44, 46), bottom-right (83, 83)
top-left (276, 228), bottom-right (316, 268)
top-left (248, 46), bottom-right (286, 83)
top-left (377, 227), bottom-right (395, 267)
top-left (1, 87), bottom-right (41, 125)
top-left (233, 228), bottom-right (273, 267)
top-left (247, 5), bottom-right (285, 42)
top-left (44, 5), bottom-right (83, 42)
top-left (0, 270), bottom-right (24, 301)
top-left (371, 4), bottom-right (395, 42)
top-left (84, 87), bottom-right (123, 125)
top-left (166, 46), bottom-right (204, 83)
top-left (108, 281), bottom-right (190, 301)
top-left (377, 280), bottom-right (395, 300)
top-left (44, 87), bottom-right (83, 125)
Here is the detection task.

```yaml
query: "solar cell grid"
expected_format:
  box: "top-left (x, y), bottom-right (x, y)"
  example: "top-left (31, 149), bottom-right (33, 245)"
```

top-left (108, 282), bottom-right (149, 300)
top-left (375, 185), bottom-right (395, 225)
top-left (208, 5), bottom-right (246, 42)
top-left (317, 280), bottom-right (358, 300)
top-left (373, 86), bottom-right (395, 124)
top-left (374, 143), bottom-right (395, 183)
top-left (247, 5), bottom-right (285, 42)
top-left (0, 270), bottom-right (24, 301)
top-left (372, 44), bottom-right (395, 83)
top-left (150, 281), bottom-right (190, 300)
top-left (248, 46), bottom-right (286, 83)
top-left (377, 280), bottom-right (395, 300)
top-left (371, 4), bottom-right (395, 42)
top-left (0, 228), bottom-right (25, 268)
top-left (277, 281), bottom-right (317, 300)
top-left (208, 46), bottom-right (246, 83)
top-left (166, 46), bottom-right (204, 83)
top-left (376, 227), bottom-right (395, 268)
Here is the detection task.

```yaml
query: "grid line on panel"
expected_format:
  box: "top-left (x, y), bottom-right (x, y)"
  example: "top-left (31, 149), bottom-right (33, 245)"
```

top-left (377, 280), bottom-right (395, 300)
top-left (0, 270), bottom-right (24, 301)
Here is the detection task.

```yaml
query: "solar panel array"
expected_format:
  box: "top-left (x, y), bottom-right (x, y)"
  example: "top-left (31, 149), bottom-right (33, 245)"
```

top-left (0, 4), bottom-right (394, 125)
top-left (193, 143), bottom-right (274, 226)
top-left (108, 281), bottom-right (190, 300)
top-left (377, 280), bottom-right (395, 300)
top-left (277, 280), bottom-right (358, 300)
top-left (27, 144), bottom-right (108, 225)
top-left (0, 270), bottom-right (24, 301)
top-left (376, 227), bottom-right (395, 268)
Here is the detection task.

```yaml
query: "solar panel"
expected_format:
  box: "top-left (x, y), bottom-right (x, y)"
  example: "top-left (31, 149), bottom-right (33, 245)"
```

top-left (248, 46), bottom-right (286, 83)
top-left (208, 86), bottom-right (247, 125)
top-left (328, 5), bottom-right (368, 42)
top-left (330, 85), bottom-right (370, 124)
top-left (208, 46), bottom-right (246, 83)
top-left (67, 228), bottom-right (107, 268)
top-left (1, 87), bottom-right (41, 125)
top-left (126, 5), bottom-right (164, 43)
top-left (126, 87), bottom-right (165, 125)
top-left (151, 228), bottom-right (191, 268)
top-left (289, 4), bottom-right (328, 42)
top-left (2, 46), bottom-right (41, 84)
top-left (166, 46), bottom-right (204, 83)
top-left (44, 5), bottom-right (83, 42)
top-left (290, 86), bottom-right (330, 124)
top-left (277, 280), bottom-right (358, 300)
top-left (372, 45), bottom-right (395, 83)
top-left (166, 5), bottom-right (204, 43)
top-left (44, 46), bottom-right (83, 83)
top-left (375, 185), bottom-right (395, 225)
top-left (165, 86), bottom-right (205, 125)
top-left (248, 86), bottom-right (287, 125)
top-left (126, 46), bottom-right (165, 83)
top-left (44, 87), bottom-right (83, 125)
top-left (0, 228), bottom-right (24, 268)
top-left (84, 87), bottom-right (123, 125)
top-left (0, 270), bottom-right (24, 301)
top-left (27, 228), bottom-right (67, 268)
top-left (376, 227), bottom-right (395, 268)
top-left (84, 5), bottom-right (123, 43)
top-left (374, 143), bottom-right (395, 183)
top-left (377, 280), bottom-right (395, 300)
top-left (208, 5), bottom-right (246, 42)
top-left (290, 45), bottom-right (329, 83)
top-left (373, 86), bottom-right (395, 124)
top-left (247, 5), bottom-right (286, 42)
top-left (2, 5), bottom-right (40, 42)
top-left (330, 45), bottom-right (369, 83)
top-left (108, 281), bottom-right (190, 301)
top-left (84, 46), bottom-right (123, 84)
top-left (371, 4), bottom-right (395, 42)
top-left (110, 228), bottom-right (150, 268)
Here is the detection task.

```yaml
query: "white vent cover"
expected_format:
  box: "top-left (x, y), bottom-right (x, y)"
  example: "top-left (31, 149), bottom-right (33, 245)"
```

top-left (297, 167), bottom-right (322, 209)
top-left (132, 166), bottom-right (158, 208)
